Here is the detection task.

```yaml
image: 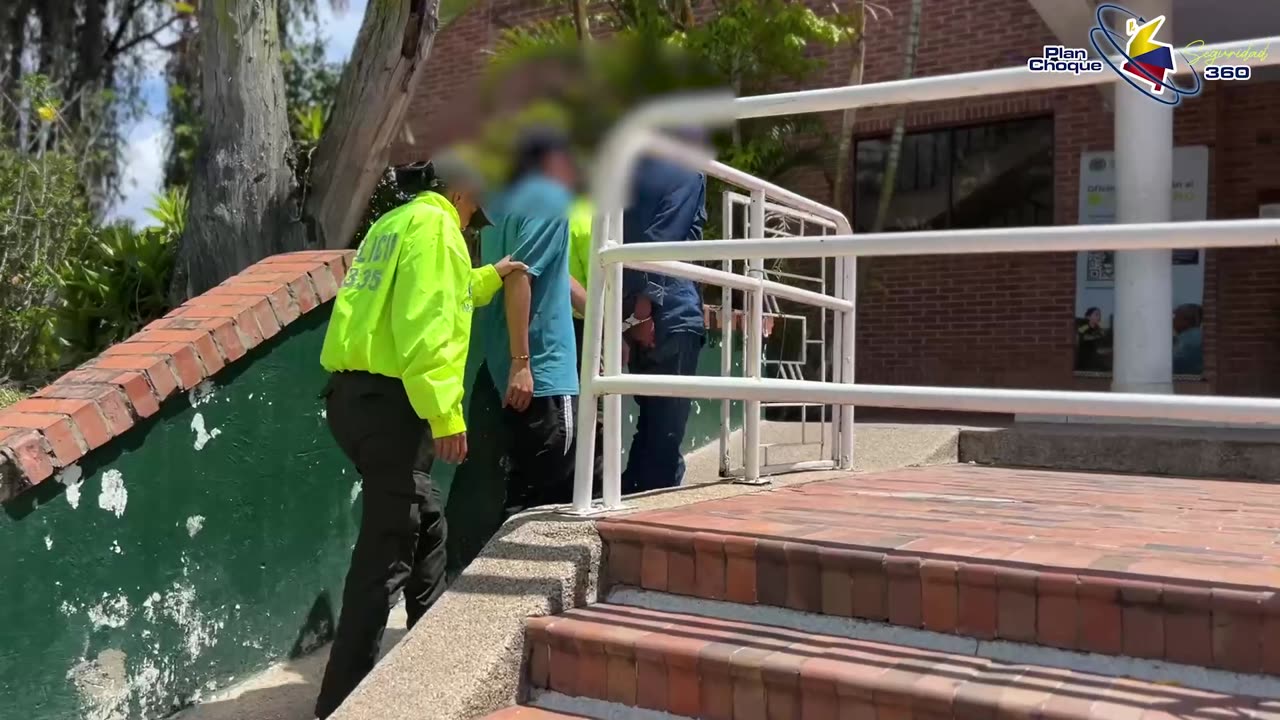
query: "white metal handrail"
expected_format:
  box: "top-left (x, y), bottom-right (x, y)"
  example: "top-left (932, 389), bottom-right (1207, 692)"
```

top-left (601, 219), bottom-right (1280, 263)
top-left (719, 192), bottom-right (841, 481)
top-left (726, 192), bottom-right (841, 231)
top-left (592, 376), bottom-right (1280, 426)
top-left (624, 259), bottom-right (852, 311)
top-left (571, 34), bottom-right (1280, 514)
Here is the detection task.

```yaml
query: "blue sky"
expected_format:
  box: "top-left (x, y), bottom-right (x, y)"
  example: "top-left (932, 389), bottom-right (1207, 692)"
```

top-left (110, 0), bottom-right (367, 226)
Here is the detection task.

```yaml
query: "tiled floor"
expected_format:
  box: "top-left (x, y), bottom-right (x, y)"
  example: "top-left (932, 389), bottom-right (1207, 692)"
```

top-left (613, 465), bottom-right (1280, 589)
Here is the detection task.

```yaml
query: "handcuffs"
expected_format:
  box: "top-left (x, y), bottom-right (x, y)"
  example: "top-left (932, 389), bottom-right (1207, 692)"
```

top-left (622, 314), bottom-right (651, 331)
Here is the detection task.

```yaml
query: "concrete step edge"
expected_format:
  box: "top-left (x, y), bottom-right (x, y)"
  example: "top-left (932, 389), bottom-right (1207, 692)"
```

top-left (595, 521), bottom-right (1280, 676)
top-left (526, 602), bottom-right (1280, 719)
top-left (957, 426), bottom-right (1280, 483)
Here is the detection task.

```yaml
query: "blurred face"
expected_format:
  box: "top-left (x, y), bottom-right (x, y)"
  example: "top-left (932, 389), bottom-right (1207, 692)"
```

top-left (543, 150), bottom-right (577, 189)
top-left (1173, 309), bottom-right (1195, 333)
top-left (448, 188), bottom-right (479, 228)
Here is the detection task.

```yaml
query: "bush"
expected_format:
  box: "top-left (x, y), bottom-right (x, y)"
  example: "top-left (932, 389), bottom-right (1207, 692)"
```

top-left (0, 145), bottom-right (96, 378)
top-left (53, 189), bottom-right (184, 364)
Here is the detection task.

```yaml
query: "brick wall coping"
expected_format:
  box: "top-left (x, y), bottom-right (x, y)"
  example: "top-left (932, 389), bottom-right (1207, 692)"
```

top-left (0, 250), bottom-right (354, 503)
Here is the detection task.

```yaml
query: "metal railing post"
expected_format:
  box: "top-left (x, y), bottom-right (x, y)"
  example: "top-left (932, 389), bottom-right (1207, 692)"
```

top-left (744, 189), bottom-right (766, 484)
top-left (720, 191), bottom-right (735, 477)
top-left (601, 210), bottom-right (625, 509)
top-left (839, 252), bottom-right (856, 469)
top-left (831, 257), bottom-right (845, 464)
top-left (572, 210), bottom-right (610, 513)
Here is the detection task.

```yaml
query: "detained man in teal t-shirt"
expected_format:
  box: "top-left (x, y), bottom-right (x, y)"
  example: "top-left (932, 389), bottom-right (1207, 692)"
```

top-left (475, 128), bottom-right (600, 512)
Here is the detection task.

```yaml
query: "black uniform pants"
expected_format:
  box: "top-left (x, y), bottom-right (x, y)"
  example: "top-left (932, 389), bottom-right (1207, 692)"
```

top-left (315, 371), bottom-right (448, 719)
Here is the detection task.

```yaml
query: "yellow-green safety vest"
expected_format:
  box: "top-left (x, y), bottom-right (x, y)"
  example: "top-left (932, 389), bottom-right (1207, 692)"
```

top-left (568, 198), bottom-right (593, 319)
top-left (320, 192), bottom-right (502, 437)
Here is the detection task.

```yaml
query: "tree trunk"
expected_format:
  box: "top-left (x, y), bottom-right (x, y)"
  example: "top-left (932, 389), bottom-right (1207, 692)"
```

top-left (870, 0), bottom-right (922, 233)
top-left (74, 0), bottom-right (107, 98)
top-left (832, 1), bottom-right (866, 220)
top-left (1, 1), bottom-right (27, 107)
top-left (36, 0), bottom-right (75, 84)
top-left (162, 16), bottom-right (201, 188)
top-left (173, 0), bottom-right (304, 299)
top-left (304, 0), bottom-right (451, 250)
top-left (572, 0), bottom-right (591, 41)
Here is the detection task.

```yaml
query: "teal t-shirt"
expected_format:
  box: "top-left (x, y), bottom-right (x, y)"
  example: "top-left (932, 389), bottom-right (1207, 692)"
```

top-left (477, 174), bottom-right (579, 398)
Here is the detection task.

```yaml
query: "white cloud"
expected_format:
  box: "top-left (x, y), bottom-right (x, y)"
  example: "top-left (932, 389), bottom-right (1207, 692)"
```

top-left (107, 1), bottom-right (368, 224)
top-left (109, 117), bottom-right (165, 227)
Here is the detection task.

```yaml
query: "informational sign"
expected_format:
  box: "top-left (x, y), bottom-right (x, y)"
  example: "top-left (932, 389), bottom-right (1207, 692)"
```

top-left (1073, 145), bottom-right (1209, 376)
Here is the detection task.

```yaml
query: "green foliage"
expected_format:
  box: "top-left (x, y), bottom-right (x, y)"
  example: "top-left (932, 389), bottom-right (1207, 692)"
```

top-left (0, 78), bottom-right (101, 378)
top-left (0, 386), bottom-right (29, 410)
top-left (53, 189), bottom-right (185, 363)
top-left (282, 33), bottom-right (342, 117)
top-left (678, 0), bottom-right (855, 92)
top-left (164, 82), bottom-right (202, 189)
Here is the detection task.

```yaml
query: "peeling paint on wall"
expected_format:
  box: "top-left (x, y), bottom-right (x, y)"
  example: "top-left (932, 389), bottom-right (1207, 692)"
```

top-left (86, 594), bottom-right (132, 629)
top-left (190, 413), bottom-right (221, 451)
top-left (69, 648), bottom-right (129, 720)
top-left (140, 558), bottom-right (228, 661)
top-left (97, 470), bottom-right (128, 518)
top-left (59, 464), bottom-right (84, 509)
top-left (189, 380), bottom-right (217, 407)
top-left (0, 309), bottom-right (366, 719)
top-left (69, 647), bottom-right (176, 720)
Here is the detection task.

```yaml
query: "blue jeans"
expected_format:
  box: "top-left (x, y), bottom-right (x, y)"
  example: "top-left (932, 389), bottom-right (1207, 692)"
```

top-left (622, 331), bottom-right (704, 494)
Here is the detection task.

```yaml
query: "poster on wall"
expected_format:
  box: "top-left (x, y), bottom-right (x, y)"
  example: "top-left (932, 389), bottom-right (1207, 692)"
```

top-left (1073, 145), bottom-right (1209, 377)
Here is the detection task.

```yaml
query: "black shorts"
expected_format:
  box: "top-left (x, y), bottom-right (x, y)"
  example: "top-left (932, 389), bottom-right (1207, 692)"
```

top-left (476, 364), bottom-right (601, 512)
top-left (504, 392), bottom-right (578, 510)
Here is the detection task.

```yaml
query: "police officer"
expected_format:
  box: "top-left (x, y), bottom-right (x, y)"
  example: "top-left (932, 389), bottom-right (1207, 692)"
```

top-left (314, 151), bottom-right (524, 719)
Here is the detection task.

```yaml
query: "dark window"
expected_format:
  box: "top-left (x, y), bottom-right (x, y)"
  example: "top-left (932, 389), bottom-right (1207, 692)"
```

top-left (854, 116), bottom-right (1054, 232)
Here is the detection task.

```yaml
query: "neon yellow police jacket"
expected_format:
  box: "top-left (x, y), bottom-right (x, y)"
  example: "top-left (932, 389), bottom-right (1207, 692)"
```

top-left (568, 198), bottom-right (593, 319)
top-left (320, 192), bottom-right (501, 437)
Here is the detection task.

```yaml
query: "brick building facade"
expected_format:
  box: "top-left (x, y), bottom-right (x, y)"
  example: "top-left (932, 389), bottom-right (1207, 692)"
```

top-left (393, 0), bottom-right (1280, 397)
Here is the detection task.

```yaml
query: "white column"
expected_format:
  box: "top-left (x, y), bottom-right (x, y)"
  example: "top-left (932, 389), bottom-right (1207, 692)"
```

top-left (1111, 0), bottom-right (1174, 395)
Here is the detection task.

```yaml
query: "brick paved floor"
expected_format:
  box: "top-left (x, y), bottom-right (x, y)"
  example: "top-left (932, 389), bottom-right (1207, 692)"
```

top-left (613, 465), bottom-right (1280, 589)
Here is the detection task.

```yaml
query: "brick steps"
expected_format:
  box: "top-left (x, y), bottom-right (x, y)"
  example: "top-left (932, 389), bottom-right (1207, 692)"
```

top-left (598, 519), bottom-right (1280, 675)
top-left (526, 603), bottom-right (1277, 719)
top-left (597, 467), bottom-right (1280, 676)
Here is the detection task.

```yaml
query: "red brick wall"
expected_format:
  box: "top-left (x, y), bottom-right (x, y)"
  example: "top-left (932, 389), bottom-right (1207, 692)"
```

top-left (400, 0), bottom-right (1280, 396)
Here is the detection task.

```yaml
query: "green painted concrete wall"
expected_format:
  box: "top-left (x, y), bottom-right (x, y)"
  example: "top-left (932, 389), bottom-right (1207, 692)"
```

top-left (0, 306), bottom-right (738, 719)
top-left (0, 309), bottom-right (355, 720)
